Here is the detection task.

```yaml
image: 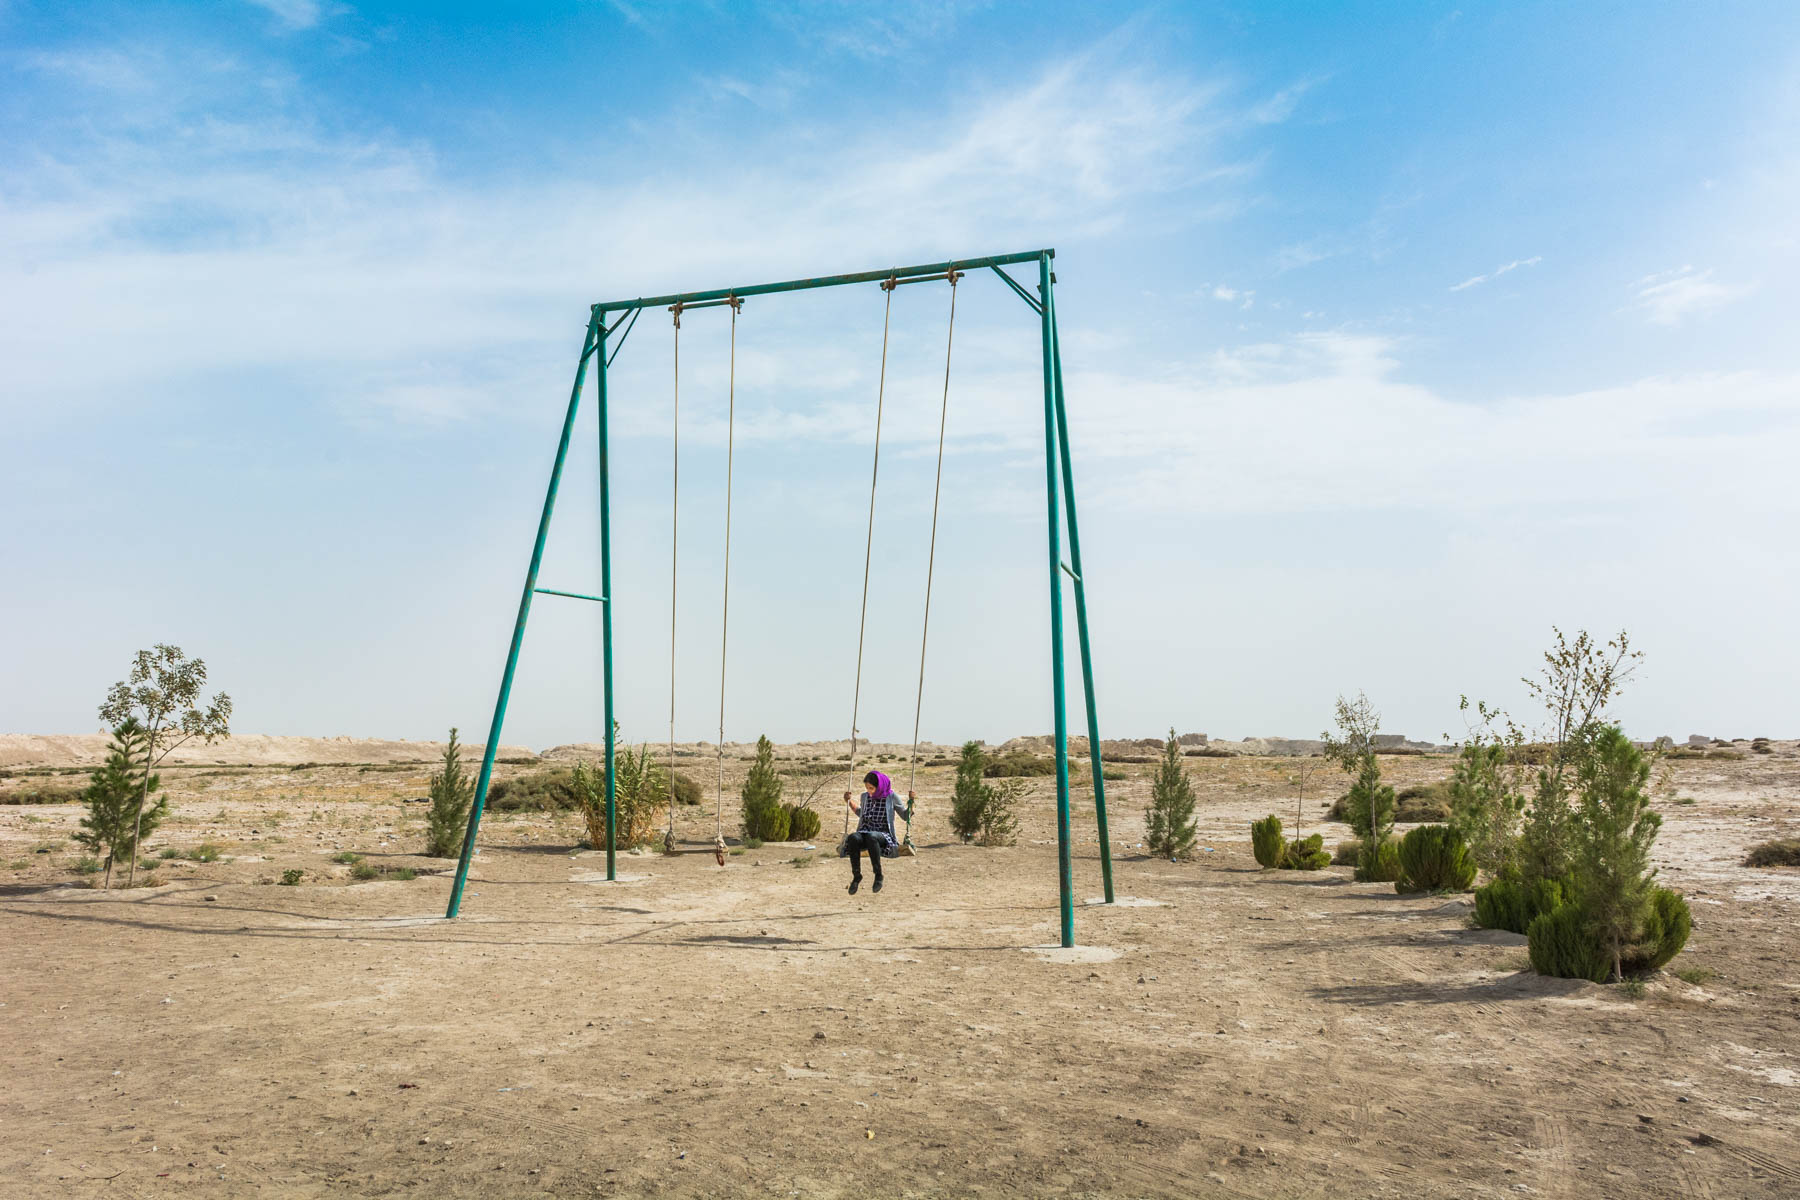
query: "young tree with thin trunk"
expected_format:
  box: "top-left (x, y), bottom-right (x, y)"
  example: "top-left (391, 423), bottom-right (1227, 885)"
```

top-left (1144, 729), bottom-right (1197, 860)
top-left (425, 728), bottom-right (475, 858)
top-left (98, 646), bottom-right (232, 887)
top-left (76, 718), bottom-right (164, 889)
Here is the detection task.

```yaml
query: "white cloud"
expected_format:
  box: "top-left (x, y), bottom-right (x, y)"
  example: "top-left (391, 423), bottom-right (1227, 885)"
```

top-left (0, 45), bottom-right (1257, 424)
top-left (246, 0), bottom-right (324, 31)
top-left (1632, 265), bottom-right (1748, 325)
top-left (1449, 254), bottom-right (1541, 292)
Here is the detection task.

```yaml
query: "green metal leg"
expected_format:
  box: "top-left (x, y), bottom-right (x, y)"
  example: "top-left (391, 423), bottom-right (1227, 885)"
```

top-left (445, 316), bottom-right (600, 919)
top-left (1037, 255), bottom-right (1074, 949)
top-left (598, 326), bottom-right (617, 881)
top-left (1050, 320), bottom-right (1113, 904)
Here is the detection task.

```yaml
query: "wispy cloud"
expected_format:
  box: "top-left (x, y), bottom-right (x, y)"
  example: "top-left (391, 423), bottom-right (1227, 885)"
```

top-left (1632, 265), bottom-right (1747, 325)
top-left (0, 41), bottom-right (1255, 425)
top-left (1449, 254), bottom-right (1542, 292)
top-left (245, 0), bottom-right (324, 31)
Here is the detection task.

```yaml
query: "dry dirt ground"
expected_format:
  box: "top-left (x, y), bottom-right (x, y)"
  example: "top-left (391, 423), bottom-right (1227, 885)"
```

top-left (3, 745), bottom-right (1799, 1199)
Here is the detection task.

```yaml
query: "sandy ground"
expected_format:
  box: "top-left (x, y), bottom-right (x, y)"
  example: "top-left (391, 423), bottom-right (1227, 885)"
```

top-left (3, 745), bottom-right (1799, 1198)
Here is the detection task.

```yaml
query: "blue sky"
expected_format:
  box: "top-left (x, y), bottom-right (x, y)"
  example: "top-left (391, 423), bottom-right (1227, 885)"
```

top-left (4, 1), bottom-right (1797, 749)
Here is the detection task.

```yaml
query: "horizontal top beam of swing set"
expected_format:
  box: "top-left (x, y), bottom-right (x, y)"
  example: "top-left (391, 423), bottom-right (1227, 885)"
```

top-left (589, 249), bottom-right (1053, 317)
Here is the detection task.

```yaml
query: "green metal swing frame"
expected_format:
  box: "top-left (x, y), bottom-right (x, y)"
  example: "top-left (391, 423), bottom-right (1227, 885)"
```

top-left (443, 248), bottom-right (1113, 948)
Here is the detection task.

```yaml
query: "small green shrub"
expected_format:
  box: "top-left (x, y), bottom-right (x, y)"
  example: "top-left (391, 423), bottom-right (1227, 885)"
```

top-left (1619, 978), bottom-right (1646, 999)
top-left (1674, 965), bottom-right (1715, 985)
top-left (1251, 815), bottom-right (1285, 869)
top-left (1621, 887), bottom-right (1689, 974)
top-left (73, 856), bottom-right (103, 875)
top-left (788, 854), bottom-right (814, 868)
top-left (1332, 841), bottom-right (1360, 867)
top-left (1394, 825), bottom-right (1477, 894)
top-left (1102, 768), bottom-right (1126, 781)
top-left (785, 804), bottom-right (822, 842)
top-left (1353, 839), bottom-right (1401, 883)
top-left (193, 841), bottom-right (224, 863)
top-left (740, 837), bottom-right (763, 850)
top-left (280, 868), bottom-right (304, 886)
top-left (1473, 875), bottom-right (1566, 935)
top-left (1744, 839), bottom-right (1800, 867)
top-left (1280, 833), bottom-right (1330, 871)
top-left (350, 862), bottom-right (417, 883)
top-left (331, 851), bottom-right (363, 865)
top-left (1527, 904), bottom-right (1610, 983)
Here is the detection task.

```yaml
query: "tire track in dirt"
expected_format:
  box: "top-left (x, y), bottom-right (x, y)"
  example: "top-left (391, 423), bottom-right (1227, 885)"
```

top-left (1529, 1113), bottom-right (1575, 1199)
top-left (1720, 1140), bottom-right (1800, 1188)
top-left (1674, 1154), bottom-right (1720, 1200)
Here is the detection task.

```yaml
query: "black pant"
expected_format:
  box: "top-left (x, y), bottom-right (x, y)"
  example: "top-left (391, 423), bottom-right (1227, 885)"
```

top-left (845, 831), bottom-right (885, 878)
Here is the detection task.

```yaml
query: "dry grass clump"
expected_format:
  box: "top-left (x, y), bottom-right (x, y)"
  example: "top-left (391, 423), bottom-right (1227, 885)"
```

top-left (1744, 839), bottom-right (1800, 868)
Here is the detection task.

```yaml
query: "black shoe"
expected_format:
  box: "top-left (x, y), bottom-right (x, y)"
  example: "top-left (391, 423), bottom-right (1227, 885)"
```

top-left (872, 876), bottom-right (884, 893)
top-left (849, 876), bottom-right (861, 895)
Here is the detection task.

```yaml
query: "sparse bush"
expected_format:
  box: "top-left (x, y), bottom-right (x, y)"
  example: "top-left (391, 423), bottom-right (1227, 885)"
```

top-left (73, 856), bottom-right (103, 875)
top-left (280, 868), bottom-right (304, 886)
top-left (1745, 839), bottom-right (1800, 867)
top-left (1526, 903), bottom-right (1610, 983)
top-left (740, 736), bottom-right (790, 842)
top-left (786, 804), bottom-right (822, 842)
top-left (425, 728), bottom-right (475, 858)
top-left (1332, 841), bottom-right (1360, 867)
top-left (331, 851), bottom-right (363, 865)
top-left (1394, 781), bottom-right (1453, 823)
top-left (1394, 825), bottom-right (1477, 894)
top-left (982, 752), bottom-right (1058, 778)
top-left (588, 738), bottom-right (665, 851)
top-left (1473, 875), bottom-right (1566, 935)
top-left (1674, 965), bottom-right (1715, 985)
top-left (979, 779), bottom-right (1026, 847)
top-left (1280, 833), bottom-right (1330, 871)
top-left (1101, 767), bottom-right (1126, 781)
top-left (1144, 730), bottom-right (1197, 860)
top-left (1447, 738), bottom-right (1526, 876)
top-left (193, 841), bottom-right (224, 863)
top-left (1251, 815), bottom-right (1285, 869)
top-left (1, 783), bottom-right (81, 805)
top-left (740, 837), bottom-right (763, 850)
top-left (1354, 839), bottom-right (1402, 884)
top-left (487, 768), bottom-right (581, 811)
top-left (351, 861), bottom-right (381, 880)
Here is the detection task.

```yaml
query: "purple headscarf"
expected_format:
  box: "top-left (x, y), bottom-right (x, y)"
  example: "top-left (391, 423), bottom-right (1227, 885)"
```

top-left (865, 770), bottom-right (893, 800)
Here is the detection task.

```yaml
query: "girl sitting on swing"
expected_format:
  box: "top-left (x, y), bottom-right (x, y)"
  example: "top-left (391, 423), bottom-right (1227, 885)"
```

top-left (840, 770), bottom-right (913, 894)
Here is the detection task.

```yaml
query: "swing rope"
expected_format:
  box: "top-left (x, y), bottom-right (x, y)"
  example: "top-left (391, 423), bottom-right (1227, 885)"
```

top-left (666, 301), bottom-right (683, 853)
top-left (902, 270), bottom-right (960, 851)
top-left (713, 296), bottom-right (741, 862)
top-left (843, 277), bottom-right (897, 835)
